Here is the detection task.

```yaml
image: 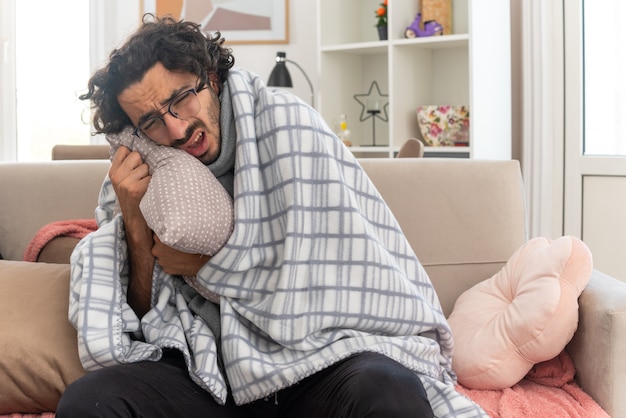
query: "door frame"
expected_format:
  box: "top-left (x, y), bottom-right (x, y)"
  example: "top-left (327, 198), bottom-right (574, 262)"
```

top-left (563, 0), bottom-right (626, 281)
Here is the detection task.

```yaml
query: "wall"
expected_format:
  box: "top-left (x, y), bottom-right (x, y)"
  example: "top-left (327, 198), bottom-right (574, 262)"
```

top-left (90, 0), bottom-right (142, 71)
top-left (97, 1), bottom-right (318, 107)
top-left (229, 2), bottom-right (318, 107)
top-left (0, 0), bottom-right (17, 159)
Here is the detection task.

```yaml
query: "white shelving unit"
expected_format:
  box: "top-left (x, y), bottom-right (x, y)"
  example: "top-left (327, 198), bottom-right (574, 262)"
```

top-left (317, 0), bottom-right (511, 159)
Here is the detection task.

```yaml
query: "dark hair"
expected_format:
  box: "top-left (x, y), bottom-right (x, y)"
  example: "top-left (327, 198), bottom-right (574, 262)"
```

top-left (80, 14), bottom-right (235, 134)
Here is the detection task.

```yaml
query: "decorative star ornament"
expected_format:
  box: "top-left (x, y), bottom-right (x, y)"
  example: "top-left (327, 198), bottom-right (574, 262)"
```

top-left (353, 81), bottom-right (389, 122)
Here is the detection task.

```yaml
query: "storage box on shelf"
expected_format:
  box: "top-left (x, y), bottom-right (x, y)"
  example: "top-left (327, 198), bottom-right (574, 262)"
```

top-left (317, 0), bottom-right (511, 159)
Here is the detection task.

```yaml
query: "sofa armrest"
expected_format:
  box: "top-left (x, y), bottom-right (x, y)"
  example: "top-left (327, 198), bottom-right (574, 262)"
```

top-left (567, 269), bottom-right (626, 418)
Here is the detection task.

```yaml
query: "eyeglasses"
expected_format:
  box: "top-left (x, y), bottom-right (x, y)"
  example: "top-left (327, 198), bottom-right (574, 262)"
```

top-left (132, 82), bottom-right (206, 142)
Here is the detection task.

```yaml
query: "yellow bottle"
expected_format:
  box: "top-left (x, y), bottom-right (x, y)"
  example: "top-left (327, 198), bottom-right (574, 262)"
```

top-left (338, 114), bottom-right (352, 147)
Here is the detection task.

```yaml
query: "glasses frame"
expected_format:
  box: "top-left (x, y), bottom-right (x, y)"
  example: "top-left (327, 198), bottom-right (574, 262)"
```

top-left (132, 79), bottom-right (207, 139)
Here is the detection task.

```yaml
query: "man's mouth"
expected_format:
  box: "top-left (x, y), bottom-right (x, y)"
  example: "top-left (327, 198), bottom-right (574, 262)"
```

top-left (182, 131), bottom-right (207, 157)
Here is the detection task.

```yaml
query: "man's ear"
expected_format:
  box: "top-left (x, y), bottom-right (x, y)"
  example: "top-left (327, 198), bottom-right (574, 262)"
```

top-left (208, 72), bottom-right (220, 95)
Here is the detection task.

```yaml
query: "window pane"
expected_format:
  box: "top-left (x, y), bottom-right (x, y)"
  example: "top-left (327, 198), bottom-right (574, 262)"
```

top-left (583, 0), bottom-right (626, 156)
top-left (16, 0), bottom-right (91, 161)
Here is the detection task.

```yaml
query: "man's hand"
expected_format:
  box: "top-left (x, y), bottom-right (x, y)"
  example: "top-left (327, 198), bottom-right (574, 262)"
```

top-left (152, 235), bottom-right (211, 276)
top-left (109, 146), bottom-right (151, 224)
top-left (109, 146), bottom-right (155, 317)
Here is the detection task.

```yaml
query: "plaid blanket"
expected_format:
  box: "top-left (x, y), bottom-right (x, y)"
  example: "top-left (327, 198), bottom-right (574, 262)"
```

top-left (69, 67), bottom-right (486, 417)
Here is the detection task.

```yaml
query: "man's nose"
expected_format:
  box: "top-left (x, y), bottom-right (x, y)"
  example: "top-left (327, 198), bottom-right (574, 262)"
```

top-left (162, 112), bottom-right (189, 141)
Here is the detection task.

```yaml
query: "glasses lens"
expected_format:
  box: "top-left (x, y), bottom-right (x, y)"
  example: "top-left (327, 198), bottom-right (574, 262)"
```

top-left (141, 118), bottom-right (164, 133)
top-left (170, 90), bottom-right (200, 119)
top-left (138, 87), bottom-right (201, 142)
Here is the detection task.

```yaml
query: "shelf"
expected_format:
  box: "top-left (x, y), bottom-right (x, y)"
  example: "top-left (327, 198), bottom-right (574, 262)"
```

top-left (320, 42), bottom-right (388, 54)
top-left (392, 34), bottom-right (469, 49)
top-left (318, 0), bottom-right (511, 160)
top-left (346, 146), bottom-right (391, 153)
top-left (424, 146), bottom-right (470, 153)
top-left (321, 34), bottom-right (470, 54)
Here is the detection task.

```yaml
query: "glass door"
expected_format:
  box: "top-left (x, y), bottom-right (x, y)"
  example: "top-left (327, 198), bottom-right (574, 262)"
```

top-left (564, 0), bottom-right (626, 282)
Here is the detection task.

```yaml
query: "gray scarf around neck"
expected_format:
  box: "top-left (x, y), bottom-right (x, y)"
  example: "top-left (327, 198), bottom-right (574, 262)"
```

top-left (206, 80), bottom-right (236, 197)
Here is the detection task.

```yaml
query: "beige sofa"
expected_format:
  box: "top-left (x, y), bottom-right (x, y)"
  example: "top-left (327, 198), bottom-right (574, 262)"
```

top-left (0, 158), bottom-right (624, 416)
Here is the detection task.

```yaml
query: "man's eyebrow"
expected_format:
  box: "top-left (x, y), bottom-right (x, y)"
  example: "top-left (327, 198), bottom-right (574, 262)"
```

top-left (136, 83), bottom-right (195, 126)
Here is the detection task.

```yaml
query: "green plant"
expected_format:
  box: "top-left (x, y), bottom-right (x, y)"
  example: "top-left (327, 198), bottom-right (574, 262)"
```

top-left (375, 0), bottom-right (388, 27)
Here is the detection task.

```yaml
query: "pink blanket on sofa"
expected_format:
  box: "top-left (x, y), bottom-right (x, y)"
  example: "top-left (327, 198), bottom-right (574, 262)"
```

top-left (0, 415), bottom-right (54, 418)
top-left (457, 351), bottom-right (609, 417)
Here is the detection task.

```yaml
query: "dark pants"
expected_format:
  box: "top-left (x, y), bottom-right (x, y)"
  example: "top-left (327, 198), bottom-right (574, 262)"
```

top-left (56, 351), bottom-right (434, 418)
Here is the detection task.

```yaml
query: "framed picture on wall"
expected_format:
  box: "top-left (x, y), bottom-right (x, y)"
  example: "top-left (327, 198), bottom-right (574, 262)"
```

top-left (141, 0), bottom-right (289, 44)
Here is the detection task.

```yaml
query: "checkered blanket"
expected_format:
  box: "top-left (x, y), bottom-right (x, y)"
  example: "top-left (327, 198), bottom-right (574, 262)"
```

top-left (69, 67), bottom-right (486, 417)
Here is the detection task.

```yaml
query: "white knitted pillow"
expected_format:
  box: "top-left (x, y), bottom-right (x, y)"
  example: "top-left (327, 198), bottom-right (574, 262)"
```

top-left (106, 127), bottom-right (233, 255)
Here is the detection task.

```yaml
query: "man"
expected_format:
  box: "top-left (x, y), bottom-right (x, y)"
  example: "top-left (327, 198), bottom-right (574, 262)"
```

top-left (57, 15), bottom-right (486, 418)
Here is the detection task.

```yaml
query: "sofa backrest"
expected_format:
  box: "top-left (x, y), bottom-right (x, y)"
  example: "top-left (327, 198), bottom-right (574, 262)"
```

top-left (0, 161), bottom-right (111, 262)
top-left (51, 144), bottom-right (111, 160)
top-left (359, 158), bottom-right (527, 316)
top-left (0, 158), bottom-right (527, 316)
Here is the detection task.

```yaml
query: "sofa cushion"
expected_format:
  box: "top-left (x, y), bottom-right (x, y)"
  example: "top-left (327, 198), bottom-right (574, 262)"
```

top-left (37, 236), bottom-right (82, 264)
top-left (447, 236), bottom-right (592, 390)
top-left (0, 161), bottom-right (109, 262)
top-left (0, 261), bottom-right (86, 414)
top-left (23, 219), bottom-right (97, 264)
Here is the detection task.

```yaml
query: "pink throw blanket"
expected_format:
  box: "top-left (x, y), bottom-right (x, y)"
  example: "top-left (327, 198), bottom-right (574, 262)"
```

top-left (23, 219), bottom-right (97, 262)
top-left (0, 415), bottom-right (54, 418)
top-left (457, 351), bottom-right (609, 417)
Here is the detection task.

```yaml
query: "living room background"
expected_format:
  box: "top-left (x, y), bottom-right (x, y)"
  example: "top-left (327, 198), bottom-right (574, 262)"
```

top-left (0, 0), bottom-right (317, 161)
top-left (2, 0), bottom-right (626, 282)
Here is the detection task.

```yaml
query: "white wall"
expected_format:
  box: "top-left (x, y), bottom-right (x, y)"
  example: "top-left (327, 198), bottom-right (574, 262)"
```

top-left (0, 0), bottom-right (17, 160)
top-left (98, 1), bottom-right (318, 107)
top-left (230, 2), bottom-right (318, 107)
top-left (90, 0), bottom-right (143, 71)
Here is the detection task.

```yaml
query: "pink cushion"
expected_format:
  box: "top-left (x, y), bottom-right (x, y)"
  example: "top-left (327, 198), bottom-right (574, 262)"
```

top-left (447, 236), bottom-right (592, 390)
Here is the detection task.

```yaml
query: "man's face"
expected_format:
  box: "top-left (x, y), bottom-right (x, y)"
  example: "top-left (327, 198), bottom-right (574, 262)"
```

top-left (118, 62), bottom-right (221, 164)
